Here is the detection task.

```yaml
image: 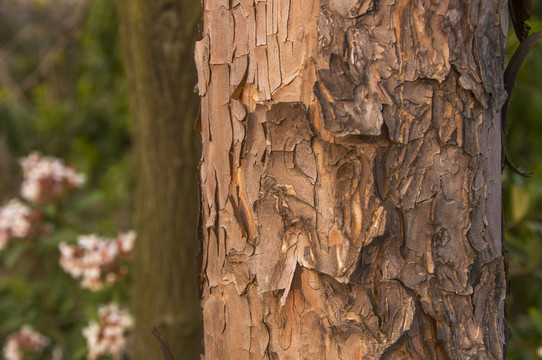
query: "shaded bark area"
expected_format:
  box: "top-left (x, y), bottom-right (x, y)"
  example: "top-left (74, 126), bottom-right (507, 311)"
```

top-left (197, 0), bottom-right (507, 358)
top-left (115, 1), bottom-right (202, 359)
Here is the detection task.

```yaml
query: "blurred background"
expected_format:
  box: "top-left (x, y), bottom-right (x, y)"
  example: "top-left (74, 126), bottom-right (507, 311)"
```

top-left (0, 0), bottom-right (541, 358)
top-left (0, 0), bottom-right (133, 359)
top-left (505, 1), bottom-right (542, 358)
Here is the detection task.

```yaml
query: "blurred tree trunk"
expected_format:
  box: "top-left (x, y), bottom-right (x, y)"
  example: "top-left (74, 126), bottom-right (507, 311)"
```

top-left (0, 137), bottom-right (18, 202)
top-left (115, 1), bottom-right (202, 359)
top-left (196, 0), bottom-right (508, 358)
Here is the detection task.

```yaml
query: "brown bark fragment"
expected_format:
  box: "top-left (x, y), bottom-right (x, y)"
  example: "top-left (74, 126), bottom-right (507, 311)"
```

top-left (267, 35), bottom-right (282, 93)
top-left (195, 35), bottom-right (210, 95)
top-left (256, 2), bottom-right (267, 46)
top-left (208, 64), bottom-right (233, 209)
top-left (202, 289), bottom-right (226, 358)
top-left (277, 0), bottom-right (289, 42)
top-left (240, 0), bottom-right (254, 16)
top-left (266, 0), bottom-right (274, 35)
top-left (224, 283), bottom-right (251, 359)
top-left (209, 7), bottom-right (234, 64)
top-left (255, 46), bottom-right (272, 100)
top-left (279, 41), bottom-right (304, 85)
top-left (271, 0), bottom-right (279, 35)
top-left (328, 0), bottom-right (373, 18)
top-left (200, 95), bottom-right (215, 210)
top-left (205, 0), bottom-right (229, 11)
top-left (233, 7), bottom-right (250, 56)
top-left (231, 56), bottom-right (248, 89)
top-left (222, 196), bottom-right (248, 254)
top-left (247, 46), bottom-right (258, 85)
top-left (246, 5), bottom-right (257, 50)
top-left (230, 99), bottom-right (247, 171)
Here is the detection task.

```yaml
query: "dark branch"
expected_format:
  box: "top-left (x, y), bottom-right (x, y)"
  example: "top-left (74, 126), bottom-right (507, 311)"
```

top-left (501, 30), bottom-right (542, 177)
top-left (152, 327), bottom-right (176, 360)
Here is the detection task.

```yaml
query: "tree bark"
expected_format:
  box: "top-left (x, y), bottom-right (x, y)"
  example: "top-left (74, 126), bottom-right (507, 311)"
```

top-left (115, 1), bottom-right (203, 359)
top-left (197, 0), bottom-right (508, 358)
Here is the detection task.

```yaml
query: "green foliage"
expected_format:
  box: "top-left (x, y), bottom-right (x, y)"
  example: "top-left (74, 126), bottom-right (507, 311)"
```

top-left (0, 0), bottom-right (132, 358)
top-left (504, 7), bottom-right (542, 359)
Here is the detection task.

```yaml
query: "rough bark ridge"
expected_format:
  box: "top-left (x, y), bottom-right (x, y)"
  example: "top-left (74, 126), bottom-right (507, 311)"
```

top-left (196, 0), bottom-right (507, 358)
top-left (116, 1), bottom-right (203, 359)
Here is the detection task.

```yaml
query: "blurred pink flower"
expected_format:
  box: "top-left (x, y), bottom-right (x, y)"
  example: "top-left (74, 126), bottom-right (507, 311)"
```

top-left (83, 304), bottom-right (133, 360)
top-left (59, 231), bottom-right (135, 290)
top-left (2, 326), bottom-right (50, 360)
top-left (19, 152), bottom-right (85, 203)
top-left (0, 199), bottom-right (42, 250)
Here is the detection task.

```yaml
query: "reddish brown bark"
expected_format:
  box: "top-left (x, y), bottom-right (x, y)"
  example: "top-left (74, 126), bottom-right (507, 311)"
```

top-left (197, 0), bottom-right (507, 358)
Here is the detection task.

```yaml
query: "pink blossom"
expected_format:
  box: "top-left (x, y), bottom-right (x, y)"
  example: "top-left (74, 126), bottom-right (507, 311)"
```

top-left (19, 152), bottom-right (85, 203)
top-left (2, 326), bottom-right (50, 360)
top-left (117, 231), bottom-right (135, 253)
top-left (83, 304), bottom-right (133, 360)
top-left (0, 199), bottom-right (41, 250)
top-left (59, 232), bottom-right (135, 290)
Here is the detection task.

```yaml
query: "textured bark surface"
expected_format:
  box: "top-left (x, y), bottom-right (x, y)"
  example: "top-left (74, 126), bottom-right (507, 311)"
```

top-left (115, 1), bottom-right (203, 359)
top-left (197, 0), bottom-right (508, 358)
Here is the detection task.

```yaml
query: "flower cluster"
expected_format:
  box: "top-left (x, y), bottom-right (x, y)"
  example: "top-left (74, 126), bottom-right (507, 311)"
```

top-left (0, 199), bottom-right (41, 250)
top-left (1, 152), bottom-right (133, 359)
top-left (59, 231), bottom-right (135, 290)
top-left (19, 152), bottom-right (85, 203)
top-left (2, 326), bottom-right (59, 360)
top-left (83, 304), bottom-right (133, 360)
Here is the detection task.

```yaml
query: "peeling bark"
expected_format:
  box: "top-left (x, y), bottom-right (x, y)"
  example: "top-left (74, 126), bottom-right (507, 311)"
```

top-left (197, 0), bottom-right (507, 358)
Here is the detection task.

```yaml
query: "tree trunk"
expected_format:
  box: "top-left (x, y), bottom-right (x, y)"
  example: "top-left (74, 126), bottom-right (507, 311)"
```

top-left (115, 1), bottom-right (203, 359)
top-left (197, 0), bottom-right (507, 358)
top-left (0, 137), bottom-right (18, 202)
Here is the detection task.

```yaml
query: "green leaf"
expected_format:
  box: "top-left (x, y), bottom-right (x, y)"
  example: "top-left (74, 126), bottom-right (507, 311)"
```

top-left (511, 183), bottom-right (531, 221)
top-left (2, 242), bottom-right (28, 269)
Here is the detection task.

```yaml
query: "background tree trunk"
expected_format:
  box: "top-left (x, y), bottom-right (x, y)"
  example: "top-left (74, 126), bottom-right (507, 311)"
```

top-left (197, 0), bottom-right (508, 358)
top-left (115, 1), bottom-right (203, 359)
top-left (0, 136), bottom-right (18, 202)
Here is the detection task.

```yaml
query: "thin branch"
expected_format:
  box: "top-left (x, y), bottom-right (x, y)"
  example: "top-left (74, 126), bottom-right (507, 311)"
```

top-left (152, 327), bottom-right (176, 360)
top-left (19, 0), bottom-right (92, 90)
